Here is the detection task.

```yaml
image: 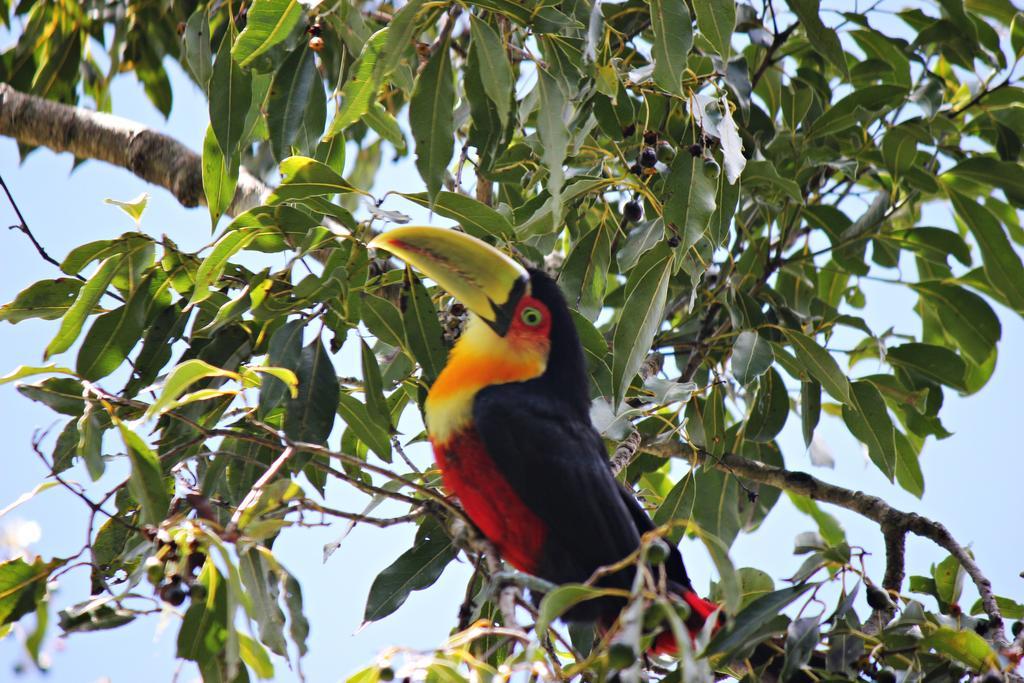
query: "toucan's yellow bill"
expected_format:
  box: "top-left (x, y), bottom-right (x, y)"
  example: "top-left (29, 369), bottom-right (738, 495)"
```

top-left (368, 226), bottom-right (530, 334)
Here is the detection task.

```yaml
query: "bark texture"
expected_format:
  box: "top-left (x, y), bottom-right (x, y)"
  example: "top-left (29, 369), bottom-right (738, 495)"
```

top-left (0, 83), bottom-right (268, 217)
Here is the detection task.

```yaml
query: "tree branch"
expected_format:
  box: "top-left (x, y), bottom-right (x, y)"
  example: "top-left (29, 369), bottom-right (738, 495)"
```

top-left (643, 439), bottom-right (1010, 647)
top-left (0, 83), bottom-right (268, 218)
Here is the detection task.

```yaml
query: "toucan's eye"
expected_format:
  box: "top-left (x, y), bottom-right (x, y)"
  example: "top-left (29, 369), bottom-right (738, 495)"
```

top-left (520, 306), bottom-right (543, 327)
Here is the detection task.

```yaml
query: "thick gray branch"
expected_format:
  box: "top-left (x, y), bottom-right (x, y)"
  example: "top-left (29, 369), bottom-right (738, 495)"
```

top-left (0, 83), bottom-right (267, 217)
top-left (644, 439), bottom-right (1010, 648)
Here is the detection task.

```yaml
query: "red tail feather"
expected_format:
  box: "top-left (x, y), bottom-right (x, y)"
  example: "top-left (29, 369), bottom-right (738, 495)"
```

top-left (650, 590), bottom-right (721, 656)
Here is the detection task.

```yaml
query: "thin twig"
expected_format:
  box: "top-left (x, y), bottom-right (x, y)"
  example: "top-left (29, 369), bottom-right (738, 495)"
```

top-left (643, 439), bottom-right (1011, 647)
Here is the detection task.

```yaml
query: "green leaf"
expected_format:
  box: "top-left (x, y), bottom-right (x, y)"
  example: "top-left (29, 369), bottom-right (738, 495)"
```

top-left (536, 69), bottom-right (571, 227)
top-left (559, 222), bottom-right (613, 321)
top-left (894, 431), bottom-right (925, 498)
top-left (650, 0), bottom-right (692, 95)
top-left (788, 0), bottom-right (850, 78)
top-left (374, 0), bottom-right (427, 83)
top-left (780, 330), bottom-right (851, 403)
top-left (188, 228), bottom-right (271, 307)
top-left (468, 16), bottom-right (513, 126)
top-left (801, 380), bottom-right (821, 448)
top-left (705, 583), bottom-right (820, 657)
top-left (238, 633), bottom-right (274, 679)
top-left (0, 364), bottom-right (75, 386)
top-left (0, 278), bottom-right (82, 324)
top-left (75, 293), bottom-right (148, 382)
top-left (267, 156), bottom-right (359, 203)
top-left (336, 392), bottom-right (391, 461)
top-left (746, 367), bottom-right (788, 443)
top-left (117, 422), bottom-right (170, 525)
top-left (1013, 12), bottom-right (1024, 58)
top-left (359, 339), bottom-right (390, 433)
top-left (361, 294), bottom-right (405, 348)
top-left (882, 126), bottom-right (918, 174)
top-left (732, 331), bottom-right (774, 385)
top-left (231, 0), bottom-right (303, 68)
top-left (17, 377), bottom-right (86, 416)
top-left (103, 193), bottom-right (149, 224)
top-left (399, 192), bottom-right (515, 239)
top-left (949, 190), bottom-right (1024, 313)
top-left (178, 562), bottom-right (229, 664)
top-left (267, 45), bottom-right (319, 162)
top-left (788, 493), bottom-right (845, 546)
top-left (0, 557), bottom-right (63, 626)
top-left (363, 517), bottom-right (455, 622)
top-left (933, 554), bottom-right (964, 606)
top-left (970, 595), bottom-right (1024, 619)
top-left (664, 152), bottom-right (717, 250)
top-left (919, 628), bottom-right (997, 671)
top-left (693, 0), bottom-right (734, 61)
top-left (326, 29), bottom-right (389, 140)
top-left (944, 158), bottom-right (1024, 203)
top-left (402, 269), bottom-right (448, 384)
top-left (742, 159), bottom-right (803, 203)
top-left (44, 256), bottom-right (120, 359)
top-left (210, 29), bottom-right (252, 158)
top-left (781, 616), bottom-right (820, 681)
top-left (535, 584), bottom-right (623, 636)
top-left (183, 9), bottom-right (213, 88)
top-left (842, 381), bottom-right (898, 480)
top-left (238, 550), bottom-right (288, 657)
top-left (611, 246), bottom-right (673, 407)
top-left (146, 359), bottom-right (239, 419)
top-left (203, 125), bottom-right (238, 228)
top-left (913, 282), bottom-right (1001, 364)
top-left (409, 37), bottom-right (455, 201)
top-left (284, 337), bottom-right (339, 446)
top-left (887, 343), bottom-right (968, 392)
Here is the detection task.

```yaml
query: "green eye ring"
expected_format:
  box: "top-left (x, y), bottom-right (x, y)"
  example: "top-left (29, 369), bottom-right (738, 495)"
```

top-left (520, 306), bottom-right (543, 326)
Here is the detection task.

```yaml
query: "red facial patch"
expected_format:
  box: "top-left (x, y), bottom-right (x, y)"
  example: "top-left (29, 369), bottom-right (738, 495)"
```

top-left (433, 428), bottom-right (547, 574)
top-left (505, 294), bottom-right (552, 351)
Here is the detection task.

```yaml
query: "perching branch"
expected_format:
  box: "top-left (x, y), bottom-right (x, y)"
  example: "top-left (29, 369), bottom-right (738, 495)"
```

top-left (0, 83), bottom-right (268, 218)
top-left (643, 439), bottom-right (1011, 647)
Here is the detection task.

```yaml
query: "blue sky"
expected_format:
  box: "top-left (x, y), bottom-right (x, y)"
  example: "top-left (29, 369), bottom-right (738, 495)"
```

top-left (2, 22), bottom-right (1024, 683)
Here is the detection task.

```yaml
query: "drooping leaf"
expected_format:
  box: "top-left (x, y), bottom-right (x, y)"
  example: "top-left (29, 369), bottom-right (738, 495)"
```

top-left (842, 381), bottom-right (898, 480)
top-left (231, 0), bottom-right (303, 68)
top-left (203, 124), bottom-right (238, 228)
top-left (409, 38), bottom-right (455, 201)
top-left (117, 422), bottom-right (170, 525)
top-left (780, 330), bottom-right (851, 404)
top-left (326, 29), bottom-right (389, 140)
top-left (267, 45), bottom-right (319, 162)
top-left (693, 0), bottom-right (735, 61)
top-left (210, 29), bottom-right (252, 159)
top-left (401, 269), bottom-right (448, 384)
top-left (732, 330), bottom-right (774, 385)
top-left (611, 246), bottom-right (673, 407)
top-left (44, 256), bottom-right (120, 359)
top-left (363, 517), bottom-right (455, 622)
top-left (650, 0), bottom-right (692, 95)
top-left (284, 337), bottom-right (339, 446)
top-left (0, 278), bottom-right (82, 324)
top-left (468, 16), bottom-right (513, 126)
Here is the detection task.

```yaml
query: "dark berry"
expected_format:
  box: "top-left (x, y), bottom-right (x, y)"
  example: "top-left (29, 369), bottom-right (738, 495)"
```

top-left (643, 130), bottom-right (658, 145)
top-left (176, 22), bottom-right (187, 36)
top-left (974, 618), bottom-right (991, 636)
top-left (623, 201), bottom-right (643, 223)
top-left (667, 235), bottom-right (681, 248)
top-left (187, 552), bottom-right (206, 576)
top-left (629, 162), bottom-right (642, 176)
top-left (646, 539), bottom-right (669, 565)
top-left (656, 140), bottom-right (676, 163)
top-left (1012, 621), bottom-right (1023, 637)
top-left (640, 146), bottom-right (658, 168)
top-left (379, 667), bottom-right (395, 682)
top-left (621, 123), bottom-right (636, 138)
top-left (688, 143), bottom-right (703, 157)
top-left (160, 579), bottom-right (188, 607)
top-left (866, 584), bottom-right (893, 610)
top-left (949, 602), bottom-right (962, 616)
top-left (307, 22), bottom-right (322, 37)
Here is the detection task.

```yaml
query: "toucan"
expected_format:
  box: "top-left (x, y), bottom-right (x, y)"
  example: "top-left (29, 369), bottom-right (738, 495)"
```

top-left (368, 226), bottom-right (718, 652)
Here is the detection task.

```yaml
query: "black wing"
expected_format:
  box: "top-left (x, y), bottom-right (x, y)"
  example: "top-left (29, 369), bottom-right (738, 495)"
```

top-left (473, 382), bottom-right (691, 592)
